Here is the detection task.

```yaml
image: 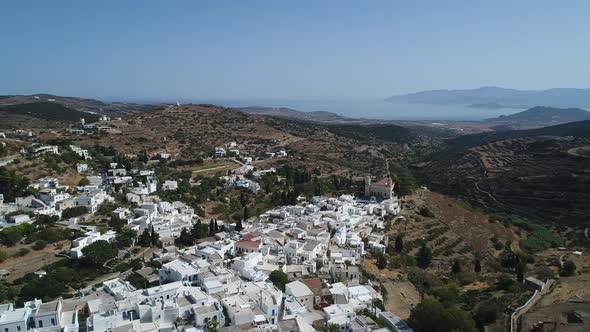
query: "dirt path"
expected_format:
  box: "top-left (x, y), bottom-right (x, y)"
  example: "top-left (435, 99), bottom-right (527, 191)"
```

top-left (192, 164), bottom-right (236, 174)
top-left (0, 252), bottom-right (64, 281)
top-left (567, 145), bottom-right (590, 157)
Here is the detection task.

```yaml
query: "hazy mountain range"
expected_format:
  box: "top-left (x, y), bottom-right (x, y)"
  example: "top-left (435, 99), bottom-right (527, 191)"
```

top-left (387, 86), bottom-right (590, 109)
top-left (4, 93), bottom-right (590, 132)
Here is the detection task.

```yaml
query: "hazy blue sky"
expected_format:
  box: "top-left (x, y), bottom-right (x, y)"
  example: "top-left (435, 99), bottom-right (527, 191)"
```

top-left (2, 1), bottom-right (590, 101)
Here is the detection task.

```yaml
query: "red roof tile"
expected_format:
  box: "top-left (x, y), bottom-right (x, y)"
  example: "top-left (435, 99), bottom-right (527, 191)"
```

top-left (374, 177), bottom-right (390, 185)
top-left (235, 240), bottom-right (261, 248)
top-left (303, 277), bottom-right (323, 294)
top-left (242, 233), bottom-right (256, 241)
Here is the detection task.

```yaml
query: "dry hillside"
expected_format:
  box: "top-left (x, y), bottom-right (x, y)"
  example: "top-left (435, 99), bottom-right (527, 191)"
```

top-left (73, 104), bottom-right (424, 175)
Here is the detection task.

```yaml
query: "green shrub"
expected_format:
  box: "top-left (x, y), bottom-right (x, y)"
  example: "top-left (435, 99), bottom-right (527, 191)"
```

top-left (0, 223), bottom-right (34, 246)
top-left (96, 202), bottom-right (116, 216)
top-left (419, 207), bottom-right (435, 218)
top-left (62, 206), bottom-right (88, 219)
top-left (493, 241), bottom-right (503, 251)
top-left (512, 218), bottom-right (562, 252)
top-left (560, 261), bottom-right (576, 277)
top-left (457, 272), bottom-right (477, 286)
top-left (430, 284), bottom-right (460, 305)
top-left (474, 301), bottom-right (499, 327)
top-left (269, 270), bottom-right (289, 291)
top-left (33, 240), bottom-right (47, 250)
top-left (0, 250), bottom-right (9, 262)
top-left (115, 262), bottom-right (131, 273)
top-left (408, 298), bottom-right (476, 332)
top-left (127, 274), bottom-right (148, 289)
top-left (496, 273), bottom-right (515, 291)
top-left (15, 247), bottom-right (30, 257)
top-left (37, 227), bottom-right (70, 243)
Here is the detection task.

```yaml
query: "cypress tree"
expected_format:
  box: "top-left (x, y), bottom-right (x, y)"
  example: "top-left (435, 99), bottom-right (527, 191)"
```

top-left (416, 243), bottom-right (432, 269)
top-left (474, 258), bottom-right (482, 273)
top-left (395, 234), bottom-right (404, 253)
top-left (209, 220), bottom-right (215, 236)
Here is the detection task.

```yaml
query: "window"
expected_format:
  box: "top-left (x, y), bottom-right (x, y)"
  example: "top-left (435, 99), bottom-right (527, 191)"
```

top-left (51, 318), bottom-right (55, 325)
top-left (17, 327), bottom-right (21, 331)
top-left (38, 320), bottom-right (43, 328)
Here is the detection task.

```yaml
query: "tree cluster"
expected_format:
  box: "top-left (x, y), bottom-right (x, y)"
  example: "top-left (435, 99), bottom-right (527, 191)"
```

top-left (138, 226), bottom-right (160, 247)
top-left (175, 219), bottom-right (222, 248)
top-left (408, 298), bottom-right (476, 332)
top-left (0, 167), bottom-right (30, 201)
top-left (269, 270), bottom-right (289, 291)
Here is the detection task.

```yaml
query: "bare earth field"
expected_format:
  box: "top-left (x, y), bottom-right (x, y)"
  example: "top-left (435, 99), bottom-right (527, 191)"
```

top-left (0, 240), bottom-right (69, 281)
top-left (361, 258), bottom-right (420, 320)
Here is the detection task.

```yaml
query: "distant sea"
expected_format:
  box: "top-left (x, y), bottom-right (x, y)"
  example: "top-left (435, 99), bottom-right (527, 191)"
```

top-left (190, 99), bottom-right (523, 121)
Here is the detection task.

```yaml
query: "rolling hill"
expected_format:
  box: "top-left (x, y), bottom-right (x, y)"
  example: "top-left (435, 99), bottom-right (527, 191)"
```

top-left (0, 102), bottom-right (100, 124)
top-left (417, 120), bottom-right (590, 225)
top-left (73, 104), bottom-right (439, 176)
top-left (0, 94), bottom-right (163, 116)
top-left (387, 86), bottom-right (590, 109)
top-left (485, 106), bottom-right (590, 129)
top-left (446, 119), bottom-right (590, 150)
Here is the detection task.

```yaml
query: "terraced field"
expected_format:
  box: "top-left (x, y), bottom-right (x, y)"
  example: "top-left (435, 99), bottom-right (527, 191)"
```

top-left (568, 145), bottom-right (590, 157)
top-left (394, 191), bottom-right (520, 272)
top-left (419, 136), bottom-right (590, 225)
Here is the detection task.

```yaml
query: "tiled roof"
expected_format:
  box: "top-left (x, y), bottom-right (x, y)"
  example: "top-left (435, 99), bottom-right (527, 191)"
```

top-left (303, 278), bottom-right (323, 294)
top-left (235, 240), bottom-right (260, 248)
top-left (374, 177), bottom-right (390, 186)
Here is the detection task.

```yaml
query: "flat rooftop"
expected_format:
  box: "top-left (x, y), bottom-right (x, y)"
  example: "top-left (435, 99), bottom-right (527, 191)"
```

top-left (38, 301), bottom-right (59, 314)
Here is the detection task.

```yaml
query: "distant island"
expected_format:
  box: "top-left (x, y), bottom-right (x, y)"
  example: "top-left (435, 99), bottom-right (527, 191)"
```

top-left (387, 86), bottom-right (590, 109)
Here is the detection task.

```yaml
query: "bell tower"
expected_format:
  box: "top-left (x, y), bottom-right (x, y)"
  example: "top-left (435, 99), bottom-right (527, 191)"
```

top-left (364, 176), bottom-right (371, 197)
